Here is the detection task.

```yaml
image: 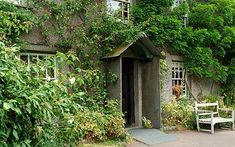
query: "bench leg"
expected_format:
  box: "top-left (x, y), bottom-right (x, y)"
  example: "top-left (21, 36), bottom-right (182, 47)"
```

top-left (232, 122), bottom-right (234, 131)
top-left (197, 121), bottom-right (200, 132)
top-left (211, 123), bottom-right (214, 134)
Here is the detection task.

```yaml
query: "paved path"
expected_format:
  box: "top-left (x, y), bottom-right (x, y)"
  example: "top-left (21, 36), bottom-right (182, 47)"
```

top-left (127, 130), bottom-right (235, 147)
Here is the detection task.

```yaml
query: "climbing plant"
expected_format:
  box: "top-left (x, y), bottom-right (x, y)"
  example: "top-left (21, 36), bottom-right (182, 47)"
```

top-left (0, 1), bottom-right (36, 44)
top-left (133, 0), bottom-right (235, 99)
top-left (0, 43), bottom-right (127, 146)
top-left (0, 0), bottom-right (141, 146)
top-left (29, 0), bottom-right (142, 68)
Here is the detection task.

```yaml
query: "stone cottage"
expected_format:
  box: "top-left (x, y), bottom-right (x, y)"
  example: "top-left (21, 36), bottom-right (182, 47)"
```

top-left (4, 0), bottom-right (222, 129)
top-left (3, 0), bottom-right (163, 129)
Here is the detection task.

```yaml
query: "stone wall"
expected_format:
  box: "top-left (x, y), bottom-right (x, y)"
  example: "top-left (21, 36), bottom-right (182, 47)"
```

top-left (161, 52), bottom-right (221, 101)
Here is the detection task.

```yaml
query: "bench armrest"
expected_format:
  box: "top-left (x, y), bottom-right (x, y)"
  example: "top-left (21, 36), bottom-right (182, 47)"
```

top-left (218, 108), bottom-right (234, 119)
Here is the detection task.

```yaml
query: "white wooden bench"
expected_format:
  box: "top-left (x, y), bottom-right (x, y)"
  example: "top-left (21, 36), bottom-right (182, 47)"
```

top-left (195, 101), bottom-right (234, 134)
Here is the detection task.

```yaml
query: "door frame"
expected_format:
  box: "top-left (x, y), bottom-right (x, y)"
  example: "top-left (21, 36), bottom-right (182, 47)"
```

top-left (121, 58), bottom-right (142, 127)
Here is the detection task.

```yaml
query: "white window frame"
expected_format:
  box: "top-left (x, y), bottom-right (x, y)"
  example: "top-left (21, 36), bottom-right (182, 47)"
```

top-left (172, 0), bottom-right (188, 27)
top-left (182, 13), bottom-right (188, 27)
top-left (171, 61), bottom-right (187, 96)
top-left (107, 0), bottom-right (131, 20)
top-left (19, 53), bottom-right (57, 81)
top-left (1, 0), bottom-right (27, 6)
top-left (172, 0), bottom-right (187, 8)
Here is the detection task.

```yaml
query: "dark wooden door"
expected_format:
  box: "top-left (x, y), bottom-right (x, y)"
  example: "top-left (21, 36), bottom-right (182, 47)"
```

top-left (122, 58), bottom-right (135, 127)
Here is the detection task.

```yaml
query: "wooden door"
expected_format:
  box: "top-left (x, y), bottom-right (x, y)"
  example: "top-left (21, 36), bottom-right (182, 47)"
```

top-left (122, 58), bottom-right (135, 127)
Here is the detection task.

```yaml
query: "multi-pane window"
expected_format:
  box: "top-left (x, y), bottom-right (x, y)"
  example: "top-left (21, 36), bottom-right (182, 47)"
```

top-left (107, 0), bottom-right (130, 20)
top-left (20, 53), bottom-right (57, 81)
top-left (1, 0), bottom-right (27, 6)
top-left (172, 0), bottom-right (187, 8)
top-left (171, 61), bottom-right (186, 95)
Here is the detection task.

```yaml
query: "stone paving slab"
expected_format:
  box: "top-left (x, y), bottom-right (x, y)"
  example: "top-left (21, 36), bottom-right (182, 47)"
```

top-left (127, 130), bottom-right (235, 147)
top-left (127, 128), bottom-right (175, 146)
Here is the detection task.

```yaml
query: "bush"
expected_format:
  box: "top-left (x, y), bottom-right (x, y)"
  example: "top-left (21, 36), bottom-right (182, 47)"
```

top-left (0, 43), bottom-right (127, 146)
top-left (58, 100), bottom-right (127, 143)
top-left (161, 96), bottom-right (195, 130)
top-left (104, 100), bottom-right (126, 139)
top-left (201, 95), bottom-right (222, 103)
top-left (142, 117), bottom-right (152, 129)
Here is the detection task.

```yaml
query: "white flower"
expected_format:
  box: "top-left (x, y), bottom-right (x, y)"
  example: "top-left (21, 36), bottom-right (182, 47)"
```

top-left (69, 77), bottom-right (76, 84)
top-left (68, 116), bottom-right (74, 124)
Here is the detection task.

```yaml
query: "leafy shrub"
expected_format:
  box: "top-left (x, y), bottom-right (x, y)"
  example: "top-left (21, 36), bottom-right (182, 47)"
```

top-left (74, 110), bottom-right (107, 141)
top-left (104, 100), bottom-right (126, 139)
top-left (161, 96), bottom-right (195, 130)
top-left (0, 43), bottom-right (127, 146)
top-left (142, 117), bottom-right (152, 129)
top-left (201, 95), bottom-right (225, 107)
top-left (0, 1), bottom-right (36, 44)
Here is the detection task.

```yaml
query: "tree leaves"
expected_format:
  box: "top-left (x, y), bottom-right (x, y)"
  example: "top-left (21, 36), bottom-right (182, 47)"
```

top-left (3, 102), bottom-right (13, 111)
top-left (0, 2), bottom-right (35, 44)
top-left (133, 0), bottom-right (234, 82)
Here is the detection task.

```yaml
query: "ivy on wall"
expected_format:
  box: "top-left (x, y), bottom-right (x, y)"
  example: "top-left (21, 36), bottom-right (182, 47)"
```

top-left (133, 0), bottom-right (234, 84)
top-left (28, 0), bottom-right (142, 69)
top-left (0, 0), bottom-right (142, 145)
top-left (0, 1), bottom-right (36, 44)
top-left (0, 0), bottom-right (140, 145)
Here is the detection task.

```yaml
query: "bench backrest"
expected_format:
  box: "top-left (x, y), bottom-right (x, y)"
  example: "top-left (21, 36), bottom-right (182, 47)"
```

top-left (195, 101), bottom-right (219, 114)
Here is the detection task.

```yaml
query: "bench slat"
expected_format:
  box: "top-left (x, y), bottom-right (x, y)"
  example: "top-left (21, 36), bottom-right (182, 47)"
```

top-left (196, 103), bottom-right (218, 107)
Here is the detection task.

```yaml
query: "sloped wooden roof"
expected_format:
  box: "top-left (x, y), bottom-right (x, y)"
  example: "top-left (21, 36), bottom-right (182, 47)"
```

top-left (102, 36), bottom-right (165, 60)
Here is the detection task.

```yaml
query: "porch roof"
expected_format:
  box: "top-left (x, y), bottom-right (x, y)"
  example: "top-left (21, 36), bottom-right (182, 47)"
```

top-left (102, 36), bottom-right (165, 60)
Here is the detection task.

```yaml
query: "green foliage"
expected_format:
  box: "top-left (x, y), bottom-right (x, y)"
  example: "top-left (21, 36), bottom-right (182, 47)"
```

top-left (0, 0), bottom-right (140, 145)
top-left (134, 0), bottom-right (234, 82)
top-left (142, 117), bottom-right (153, 129)
top-left (142, 15), bottom-right (182, 47)
top-left (57, 100), bottom-right (126, 143)
top-left (0, 43), bottom-right (127, 146)
top-left (161, 96), bottom-right (195, 130)
top-left (0, 43), bottom-right (61, 146)
top-left (174, 0), bottom-right (234, 82)
top-left (104, 100), bottom-right (126, 139)
top-left (29, 0), bottom-right (141, 66)
top-left (160, 59), bottom-right (168, 91)
top-left (133, 0), bottom-right (235, 99)
top-left (0, 1), bottom-right (36, 44)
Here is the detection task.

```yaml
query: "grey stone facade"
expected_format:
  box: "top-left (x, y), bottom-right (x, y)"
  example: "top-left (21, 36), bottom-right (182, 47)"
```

top-left (161, 52), bottom-right (221, 102)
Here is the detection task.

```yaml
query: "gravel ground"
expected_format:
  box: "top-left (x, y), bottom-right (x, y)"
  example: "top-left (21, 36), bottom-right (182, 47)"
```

top-left (127, 130), bottom-right (235, 147)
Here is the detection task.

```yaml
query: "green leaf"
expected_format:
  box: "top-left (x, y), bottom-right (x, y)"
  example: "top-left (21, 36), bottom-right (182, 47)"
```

top-left (12, 130), bottom-right (19, 140)
top-left (77, 92), bottom-right (85, 96)
top-left (12, 108), bottom-right (22, 115)
top-left (3, 102), bottom-right (13, 110)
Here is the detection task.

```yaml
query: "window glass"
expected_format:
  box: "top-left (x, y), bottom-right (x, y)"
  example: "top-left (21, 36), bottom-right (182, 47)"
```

top-left (172, 0), bottom-right (186, 8)
top-left (108, 0), bottom-right (121, 11)
top-left (172, 0), bottom-right (188, 27)
top-left (20, 55), bottom-right (28, 63)
top-left (20, 53), bottom-right (57, 81)
top-left (172, 61), bottom-right (186, 96)
top-left (1, 0), bottom-right (27, 6)
top-left (107, 0), bottom-right (130, 20)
